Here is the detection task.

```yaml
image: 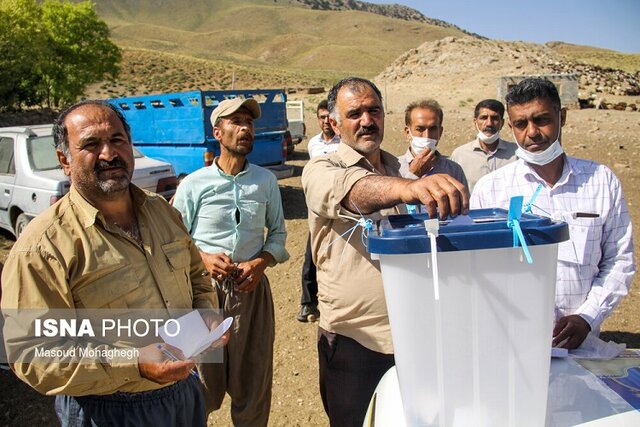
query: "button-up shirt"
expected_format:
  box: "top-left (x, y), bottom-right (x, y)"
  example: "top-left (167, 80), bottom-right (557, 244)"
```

top-left (471, 157), bottom-right (635, 332)
top-left (398, 148), bottom-right (469, 192)
top-left (172, 161), bottom-right (288, 264)
top-left (450, 138), bottom-right (518, 192)
top-left (302, 144), bottom-right (406, 354)
top-left (1, 185), bottom-right (216, 395)
top-left (308, 133), bottom-right (341, 159)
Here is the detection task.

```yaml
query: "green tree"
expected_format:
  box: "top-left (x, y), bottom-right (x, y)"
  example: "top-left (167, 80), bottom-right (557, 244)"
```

top-left (39, 0), bottom-right (121, 107)
top-left (0, 0), bottom-right (46, 109)
top-left (0, 0), bottom-right (120, 109)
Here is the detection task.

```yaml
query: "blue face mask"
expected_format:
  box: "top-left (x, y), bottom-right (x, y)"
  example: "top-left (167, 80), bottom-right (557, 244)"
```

top-left (514, 111), bottom-right (564, 166)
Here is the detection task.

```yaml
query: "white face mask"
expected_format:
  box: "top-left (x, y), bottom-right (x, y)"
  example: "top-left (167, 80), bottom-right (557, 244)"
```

top-left (411, 136), bottom-right (437, 155)
top-left (514, 111), bottom-right (564, 166)
top-left (476, 124), bottom-right (500, 145)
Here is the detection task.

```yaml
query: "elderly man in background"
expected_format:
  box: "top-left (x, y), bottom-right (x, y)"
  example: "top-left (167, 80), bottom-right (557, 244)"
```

top-left (173, 97), bottom-right (288, 426)
top-left (471, 78), bottom-right (635, 350)
top-left (450, 99), bottom-right (517, 192)
top-left (303, 76), bottom-right (468, 426)
top-left (2, 101), bottom-right (218, 426)
top-left (398, 98), bottom-right (468, 191)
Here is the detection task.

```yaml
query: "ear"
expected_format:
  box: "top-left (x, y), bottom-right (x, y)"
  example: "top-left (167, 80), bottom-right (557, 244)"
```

top-left (560, 108), bottom-right (567, 126)
top-left (56, 148), bottom-right (72, 177)
top-left (404, 126), bottom-right (412, 141)
top-left (438, 126), bottom-right (444, 140)
top-left (498, 118), bottom-right (505, 130)
top-left (329, 118), bottom-right (340, 136)
top-left (213, 126), bottom-right (222, 141)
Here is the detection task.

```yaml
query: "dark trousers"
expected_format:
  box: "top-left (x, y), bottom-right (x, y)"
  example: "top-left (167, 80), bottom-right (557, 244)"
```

top-left (55, 375), bottom-right (206, 427)
top-left (300, 234), bottom-right (317, 305)
top-left (318, 328), bottom-right (395, 427)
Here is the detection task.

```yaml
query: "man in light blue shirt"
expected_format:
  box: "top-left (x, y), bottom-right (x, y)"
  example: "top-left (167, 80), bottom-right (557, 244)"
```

top-left (172, 97), bottom-right (288, 427)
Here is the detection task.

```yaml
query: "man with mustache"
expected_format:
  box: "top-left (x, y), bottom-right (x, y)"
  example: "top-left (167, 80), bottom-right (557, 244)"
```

top-left (302, 77), bottom-right (468, 426)
top-left (172, 98), bottom-right (288, 426)
top-left (471, 78), bottom-right (635, 350)
top-left (399, 98), bottom-right (468, 191)
top-left (1, 101), bottom-right (220, 425)
top-left (450, 99), bottom-right (517, 192)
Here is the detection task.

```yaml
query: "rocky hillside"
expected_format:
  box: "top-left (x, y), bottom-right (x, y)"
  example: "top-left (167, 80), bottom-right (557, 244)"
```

top-left (291, 0), bottom-right (481, 37)
top-left (375, 36), bottom-right (640, 113)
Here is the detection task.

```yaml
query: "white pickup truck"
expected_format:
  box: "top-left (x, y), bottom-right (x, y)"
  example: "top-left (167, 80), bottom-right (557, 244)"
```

top-left (286, 100), bottom-right (306, 158)
top-left (0, 124), bottom-right (178, 238)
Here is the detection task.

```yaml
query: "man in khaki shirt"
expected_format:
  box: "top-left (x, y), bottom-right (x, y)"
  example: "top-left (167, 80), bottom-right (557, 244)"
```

top-left (450, 99), bottom-right (517, 192)
top-left (1, 101), bottom-right (220, 426)
top-left (302, 77), bottom-right (468, 427)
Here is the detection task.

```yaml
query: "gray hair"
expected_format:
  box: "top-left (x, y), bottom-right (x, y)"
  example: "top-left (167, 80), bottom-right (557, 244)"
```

top-left (53, 100), bottom-right (131, 158)
top-left (327, 77), bottom-right (383, 125)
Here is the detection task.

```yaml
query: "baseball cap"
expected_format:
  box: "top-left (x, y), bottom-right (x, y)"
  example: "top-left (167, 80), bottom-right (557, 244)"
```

top-left (210, 98), bottom-right (261, 126)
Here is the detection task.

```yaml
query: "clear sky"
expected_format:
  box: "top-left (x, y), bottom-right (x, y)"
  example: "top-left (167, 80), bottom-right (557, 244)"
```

top-left (368, 0), bottom-right (639, 53)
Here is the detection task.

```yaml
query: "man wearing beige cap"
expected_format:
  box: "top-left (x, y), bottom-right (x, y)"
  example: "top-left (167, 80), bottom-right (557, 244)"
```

top-left (173, 97), bottom-right (289, 426)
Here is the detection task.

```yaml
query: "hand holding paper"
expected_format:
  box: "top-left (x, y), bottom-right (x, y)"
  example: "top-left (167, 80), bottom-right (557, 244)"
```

top-left (159, 310), bottom-right (233, 359)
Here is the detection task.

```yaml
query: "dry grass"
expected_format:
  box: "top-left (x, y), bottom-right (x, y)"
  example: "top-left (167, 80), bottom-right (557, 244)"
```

top-left (547, 41), bottom-right (640, 73)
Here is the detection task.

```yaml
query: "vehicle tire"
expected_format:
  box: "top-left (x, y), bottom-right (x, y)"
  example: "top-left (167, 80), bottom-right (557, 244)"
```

top-left (15, 213), bottom-right (31, 239)
top-left (286, 142), bottom-right (295, 160)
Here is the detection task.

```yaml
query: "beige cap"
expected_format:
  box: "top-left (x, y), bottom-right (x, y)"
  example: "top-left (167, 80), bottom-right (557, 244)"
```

top-left (210, 97), bottom-right (261, 126)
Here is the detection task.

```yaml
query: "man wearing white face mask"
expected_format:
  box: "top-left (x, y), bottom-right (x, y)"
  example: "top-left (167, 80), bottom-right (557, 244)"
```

top-left (450, 99), bottom-right (517, 192)
top-left (398, 99), bottom-right (468, 190)
top-left (471, 78), bottom-right (635, 350)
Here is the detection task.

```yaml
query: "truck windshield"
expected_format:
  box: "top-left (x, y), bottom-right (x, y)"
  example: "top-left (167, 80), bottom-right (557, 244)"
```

top-left (27, 136), bottom-right (144, 171)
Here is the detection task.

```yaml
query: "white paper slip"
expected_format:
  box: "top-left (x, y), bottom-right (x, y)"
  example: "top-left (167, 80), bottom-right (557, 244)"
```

top-left (160, 311), bottom-right (233, 359)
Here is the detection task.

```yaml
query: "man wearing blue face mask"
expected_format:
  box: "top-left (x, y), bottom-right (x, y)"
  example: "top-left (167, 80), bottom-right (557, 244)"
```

top-left (450, 99), bottom-right (518, 192)
top-left (471, 78), bottom-right (635, 350)
top-left (398, 99), bottom-right (468, 191)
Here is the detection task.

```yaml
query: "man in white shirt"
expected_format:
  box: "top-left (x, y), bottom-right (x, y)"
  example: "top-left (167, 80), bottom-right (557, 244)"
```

top-left (307, 99), bottom-right (341, 158)
top-left (298, 100), bottom-right (341, 322)
top-left (471, 78), bottom-right (635, 349)
top-left (450, 99), bottom-right (517, 192)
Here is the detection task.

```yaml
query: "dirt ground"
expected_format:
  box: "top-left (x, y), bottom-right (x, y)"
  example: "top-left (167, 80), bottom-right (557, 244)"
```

top-left (1, 93), bottom-right (639, 426)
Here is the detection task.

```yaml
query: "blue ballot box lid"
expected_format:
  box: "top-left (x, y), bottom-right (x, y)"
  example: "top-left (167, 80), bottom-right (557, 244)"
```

top-left (367, 208), bottom-right (569, 255)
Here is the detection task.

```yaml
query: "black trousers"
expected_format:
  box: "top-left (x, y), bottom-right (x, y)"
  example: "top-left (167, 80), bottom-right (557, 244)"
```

top-left (300, 234), bottom-right (317, 305)
top-left (318, 328), bottom-right (395, 427)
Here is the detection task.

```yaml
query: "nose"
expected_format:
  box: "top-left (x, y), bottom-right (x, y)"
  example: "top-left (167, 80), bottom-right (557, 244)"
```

top-left (525, 121), bottom-right (540, 139)
top-left (98, 142), bottom-right (117, 161)
top-left (360, 111), bottom-right (374, 127)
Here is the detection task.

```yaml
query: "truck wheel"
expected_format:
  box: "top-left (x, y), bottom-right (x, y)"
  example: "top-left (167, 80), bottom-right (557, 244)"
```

top-left (15, 214), bottom-right (31, 238)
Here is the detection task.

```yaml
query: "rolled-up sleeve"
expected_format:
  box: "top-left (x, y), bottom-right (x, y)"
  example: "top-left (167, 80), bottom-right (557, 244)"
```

top-left (262, 175), bottom-right (289, 264)
top-left (302, 155), bottom-right (375, 220)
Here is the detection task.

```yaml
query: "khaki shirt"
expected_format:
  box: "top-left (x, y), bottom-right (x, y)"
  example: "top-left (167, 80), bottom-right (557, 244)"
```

top-left (302, 144), bottom-right (405, 354)
top-left (449, 138), bottom-right (518, 192)
top-left (1, 185), bottom-right (217, 396)
top-left (398, 149), bottom-right (469, 192)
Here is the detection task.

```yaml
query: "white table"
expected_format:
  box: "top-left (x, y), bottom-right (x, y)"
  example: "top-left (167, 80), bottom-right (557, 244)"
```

top-left (364, 354), bottom-right (640, 427)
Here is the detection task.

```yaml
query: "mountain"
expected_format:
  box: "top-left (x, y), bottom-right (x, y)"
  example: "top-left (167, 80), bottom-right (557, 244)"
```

top-left (86, 0), bottom-right (469, 86)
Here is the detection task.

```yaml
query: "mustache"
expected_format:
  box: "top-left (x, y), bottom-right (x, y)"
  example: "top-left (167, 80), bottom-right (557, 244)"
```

top-left (481, 127), bottom-right (497, 133)
top-left (95, 157), bottom-right (127, 172)
top-left (356, 124), bottom-right (379, 137)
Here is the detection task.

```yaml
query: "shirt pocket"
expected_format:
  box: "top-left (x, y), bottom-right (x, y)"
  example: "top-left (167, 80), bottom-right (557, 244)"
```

top-left (240, 200), bottom-right (267, 228)
top-left (74, 264), bottom-right (141, 309)
top-left (161, 239), bottom-right (193, 303)
top-left (557, 217), bottom-right (603, 266)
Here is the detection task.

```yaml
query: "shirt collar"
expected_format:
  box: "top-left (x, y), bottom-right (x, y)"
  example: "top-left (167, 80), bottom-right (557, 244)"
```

top-left (472, 138), bottom-right (509, 153)
top-left (69, 184), bottom-right (147, 228)
top-left (213, 158), bottom-right (251, 178)
top-left (336, 143), bottom-right (399, 174)
top-left (519, 155), bottom-right (574, 188)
